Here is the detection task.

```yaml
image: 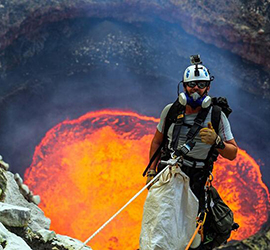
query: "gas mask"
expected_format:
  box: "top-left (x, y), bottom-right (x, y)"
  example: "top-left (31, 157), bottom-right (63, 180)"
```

top-left (178, 92), bottom-right (211, 109)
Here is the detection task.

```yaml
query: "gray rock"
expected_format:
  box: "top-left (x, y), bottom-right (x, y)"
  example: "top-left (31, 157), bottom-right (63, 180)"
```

top-left (36, 229), bottom-right (56, 243)
top-left (0, 168), bottom-right (6, 200)
top-left (0, 222), bottom-right (32, 250)
top-left (53, 234), bottom-right (92, 250)
top-left (3, 171), bottom-right (50, 232)
top-left (14, 173), bottom-right (23, 186)
top-left (0, 159), bottom-right (9, 171)
top-left (0, 170), bottom-right (94, 249)
top-left (0, 202), bottom-right (30, 227)
top-left (31, 195), bottom-right (41, 205)
top-left (20, 184), bottom-right (30, 196)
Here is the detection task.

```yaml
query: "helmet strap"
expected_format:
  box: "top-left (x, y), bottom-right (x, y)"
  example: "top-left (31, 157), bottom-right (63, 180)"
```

top-left (177, 81), bottom-right (182, 96)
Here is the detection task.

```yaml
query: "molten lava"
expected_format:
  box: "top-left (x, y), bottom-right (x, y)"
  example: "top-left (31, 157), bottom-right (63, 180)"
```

top-left (24, 109), bottom-right (270, 250)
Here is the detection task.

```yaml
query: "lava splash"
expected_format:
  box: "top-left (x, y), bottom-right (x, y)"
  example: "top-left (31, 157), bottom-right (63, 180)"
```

top-left (24, 109), bottom-right (270, 249)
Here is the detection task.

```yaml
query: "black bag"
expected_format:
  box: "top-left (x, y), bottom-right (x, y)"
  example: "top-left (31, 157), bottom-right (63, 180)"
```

top-left (211, 97), bottom-right (232, 134)
top-left (203, 186), bottom-right (238, 249)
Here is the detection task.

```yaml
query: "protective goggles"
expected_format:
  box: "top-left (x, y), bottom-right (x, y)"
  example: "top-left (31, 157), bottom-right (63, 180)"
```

top-left (186, 81), bottom-right (209, 89)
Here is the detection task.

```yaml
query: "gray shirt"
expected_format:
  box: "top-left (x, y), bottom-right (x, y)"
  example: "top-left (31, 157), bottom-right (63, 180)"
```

top-left (157, 103), bottom-right (234, 160)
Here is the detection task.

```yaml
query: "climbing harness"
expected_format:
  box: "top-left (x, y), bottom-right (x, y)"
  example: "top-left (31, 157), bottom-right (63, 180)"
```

top-left (143, 96), bottom-right (232, 177)
top-left (143, 104), bottom-right (210, 176)
top-left (184, 173), bottom-right (213, 250)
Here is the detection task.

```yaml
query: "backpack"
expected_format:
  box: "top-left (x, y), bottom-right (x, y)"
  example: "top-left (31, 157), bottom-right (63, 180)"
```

top-left (203, 185), bottom-right (239, 249)
top-left (210, 97), bottom-right (232, 133)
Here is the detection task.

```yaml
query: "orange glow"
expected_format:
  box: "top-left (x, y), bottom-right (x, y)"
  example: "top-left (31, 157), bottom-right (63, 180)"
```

top-left (214, 151), bottom-right (270, 240)
top-left (24, 109), bottom-right (270, 249)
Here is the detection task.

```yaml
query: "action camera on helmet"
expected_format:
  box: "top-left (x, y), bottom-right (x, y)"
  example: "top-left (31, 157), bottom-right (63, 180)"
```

top-left (190, 54), bottom-right (202, 65)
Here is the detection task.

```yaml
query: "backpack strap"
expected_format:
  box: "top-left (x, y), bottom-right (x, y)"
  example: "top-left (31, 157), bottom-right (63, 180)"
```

top-left (211, 105), bottom-right (222, 135)
top-left (186, 106), bottom-right (211, 142)
top-left (174, 106), bottom-right (211, 157)
top-left (142, 99), bottom-right (185, 176)
top-left (172, 104), bottom-right (211, 153)
top-left (204, 105), bottom-right (222, 172)
top-left (171, 110), bottom-right (185, 150)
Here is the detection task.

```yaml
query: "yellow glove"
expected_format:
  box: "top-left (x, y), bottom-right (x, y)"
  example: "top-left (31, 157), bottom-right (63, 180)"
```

top-left (199, 122), bottom-right (217, 145)
top-left (146, 169), bottom-right (156, 189)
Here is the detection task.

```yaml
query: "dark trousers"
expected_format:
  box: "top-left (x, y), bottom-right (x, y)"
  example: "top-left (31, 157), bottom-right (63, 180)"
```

top-left (181, 165), bottom-right (208, 211)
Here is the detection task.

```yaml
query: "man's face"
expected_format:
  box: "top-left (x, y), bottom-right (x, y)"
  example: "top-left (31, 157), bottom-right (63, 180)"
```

top-left (185, 82), bottom-right (210, 96)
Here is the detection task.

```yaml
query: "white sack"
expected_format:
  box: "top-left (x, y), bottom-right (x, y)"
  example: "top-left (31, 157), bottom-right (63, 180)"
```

top-left (140, 165), bottom-right (199, 250)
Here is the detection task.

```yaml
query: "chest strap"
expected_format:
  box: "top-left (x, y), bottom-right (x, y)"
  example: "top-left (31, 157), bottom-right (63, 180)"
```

top-left (186, 106), bottom-right (211, 142)
top-left (173, 106), bottom-right (211, 153)
top-left (171, 111), bottom-right (185, 150)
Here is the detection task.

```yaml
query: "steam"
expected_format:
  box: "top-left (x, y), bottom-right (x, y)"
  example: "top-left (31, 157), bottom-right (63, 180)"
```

top-left (0, 17), bottom-right (269, 189)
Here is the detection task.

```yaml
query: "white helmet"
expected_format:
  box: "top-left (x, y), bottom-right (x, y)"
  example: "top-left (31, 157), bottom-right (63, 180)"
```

top-left (183, 64), bottom-right (211, 82)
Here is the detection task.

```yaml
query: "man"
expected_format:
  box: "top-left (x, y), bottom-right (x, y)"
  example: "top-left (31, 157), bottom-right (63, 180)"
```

top-left (143, 55), bottom-right (238, 249)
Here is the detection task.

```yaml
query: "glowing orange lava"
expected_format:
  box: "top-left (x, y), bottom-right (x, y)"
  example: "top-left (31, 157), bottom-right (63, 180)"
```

top-left (24, 109), bottom-right (270, 249)
top-left (214, 151), bottom-right (270, 240)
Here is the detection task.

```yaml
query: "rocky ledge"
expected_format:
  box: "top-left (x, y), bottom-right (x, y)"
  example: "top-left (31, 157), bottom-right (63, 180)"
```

top-left (0, 157), bottom-right (92, 250)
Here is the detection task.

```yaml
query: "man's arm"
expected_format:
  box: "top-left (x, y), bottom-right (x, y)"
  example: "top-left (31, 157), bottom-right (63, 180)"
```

top-left (200, 122), bottom-right (238, 161)
top-left (148, 129), bottom-right (164, 170)
top-left (216, 138), bottom-right (238, 161)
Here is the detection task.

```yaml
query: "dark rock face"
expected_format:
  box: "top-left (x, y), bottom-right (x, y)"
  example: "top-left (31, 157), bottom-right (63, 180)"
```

top-left (0, 0), bottom-right (270, 67)
top-left (0, 0), bottom-right (270, 98)
top-left (174, 0), bottom-right (270, 67)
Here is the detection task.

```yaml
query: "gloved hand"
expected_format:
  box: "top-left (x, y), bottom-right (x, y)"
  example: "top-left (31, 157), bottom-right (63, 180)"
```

top-left (146, 169), bottom-right (156, 189)
top-left (199, 122), bottom-right (217, 145)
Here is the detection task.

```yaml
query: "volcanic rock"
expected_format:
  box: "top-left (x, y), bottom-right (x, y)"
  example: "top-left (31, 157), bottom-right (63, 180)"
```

top-left (0, 168), bottom-right (7, 201)
top-left (0, 0), bottom-right (270, 70)
top-left (36, 229), bottom-right (56, 243)
top-left (14, 173), bottom-right (23, 186)
top-left (14, 173), bottom-right (41, 205)
top-left (31, 195), bottom-right (41, 205)
top-left (0, 157), bottom-right (9, 171)
top-left (0, 202), bottom-right (30, 228)
top-left (0, 1), bottom-right (270, 102)
top-left (3, 171), bottom-right (50, 232)
top-left (0, 162), bottom-right (92, 249)
top-left (0, 222), bottom-right (31, 250)
top-left (53, 234), bottom-right (92, 250)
